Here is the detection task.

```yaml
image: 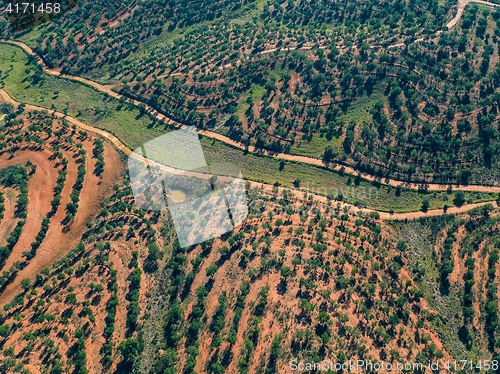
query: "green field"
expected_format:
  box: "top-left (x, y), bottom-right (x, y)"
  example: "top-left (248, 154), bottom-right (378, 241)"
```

top-left (0, 43), bottom-right (162, 149)
top-left (283, 89), bottom-right (381, 159)
top-left (288, 132), bottom-right (342, 158)
top-left (200, 137), bottom-right (497, 213)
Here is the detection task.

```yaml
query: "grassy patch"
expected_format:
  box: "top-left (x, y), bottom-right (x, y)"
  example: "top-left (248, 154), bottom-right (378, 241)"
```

top-left (0, 42), bottom-right (164, 149)
top-left (248, 84), bottom-right (266, 103)
top-left (5, 188), bottom-right (17, 201)
top-left (200, 137), bottom-right (497, 212)
top-left (288, 132), bottom-right (341, 158)
top-left (339, 91), bottom-right (380, 125)
top-left (393, 218), bottom-right (475, 362)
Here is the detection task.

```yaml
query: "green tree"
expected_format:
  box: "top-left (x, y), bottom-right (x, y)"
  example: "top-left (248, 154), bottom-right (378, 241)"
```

top-left (20, 278), bottom-right (31, 290)
top-left (0, 324), bottom-right (11, 337)
top-left (421, 199), bottom-right (430, 212)
top-left (206, 264), bottom-right (218, 277)
top-left (323, 145), bottom-right (334, 162)
top-left (17, 194), bottom-right (28, 210)
top-left (279, 159), bottom-right (285, 171)
top-left (119, 338), bottom-right (139, 361)
top-left (280, 267), bottom-right (291, 278)
top-left (453, 191), bottom-right (466, 207)
top-left (460, 168), bottom-right (471, 183)
top-left (66, 293), bottom-right (78, 305)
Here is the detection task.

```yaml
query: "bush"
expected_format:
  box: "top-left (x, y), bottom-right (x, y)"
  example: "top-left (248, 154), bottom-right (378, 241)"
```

top-left (206, 264), bottom-right (218, 277)
top-left (119, 338), bottom-right (139, 361)
top-left (453, 191), bottom-right (466, 207)
top-left (421, 199), bottom-right (429, 212)
top-left (280, 267), bottom-right (291, 278)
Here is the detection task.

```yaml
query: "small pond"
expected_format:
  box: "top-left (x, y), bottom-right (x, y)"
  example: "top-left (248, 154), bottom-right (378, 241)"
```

top-left (170, 189), bottom-right (187, 202)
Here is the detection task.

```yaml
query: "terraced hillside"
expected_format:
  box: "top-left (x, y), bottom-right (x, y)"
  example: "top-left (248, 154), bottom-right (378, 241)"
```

top-left (0, 179), bottom-right (459, 374)
top-left (0, 100), bottom-right (121, 306)
top-left (146, 184), bottom-right (458, 374)
top-left (3, 179), bottom-right (500, 373)
top-left (3, 0), bottom-right (500, 185)
top-left (1, 0), bottom-right (500, 373)
top-left (395, 207), bottom-right (500, 367)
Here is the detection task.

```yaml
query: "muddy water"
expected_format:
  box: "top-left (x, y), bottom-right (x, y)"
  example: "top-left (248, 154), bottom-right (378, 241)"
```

top-left (170, 189), bottom-right (187, 202)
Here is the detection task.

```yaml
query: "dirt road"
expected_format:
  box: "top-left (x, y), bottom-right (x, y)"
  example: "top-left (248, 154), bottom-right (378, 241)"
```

top-left (249, 181), bottom-right (497, 220)
top-left (199, 128), bottom-right (500, 193)
top-left (446, 0), bottom-right (499, 29)
top-left (3, 10), bottom-right (500, 197)
top-left (0, 89), bottom-right (131, 156)
top-left (2, 85), bottom-right (499, 196)
top-left (2, 88), bottom-right (495, 220)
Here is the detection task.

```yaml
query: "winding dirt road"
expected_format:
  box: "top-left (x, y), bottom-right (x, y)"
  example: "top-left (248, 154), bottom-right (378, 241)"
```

top-left (374, 0), bottom-right (499, 48)
top-left (446, 0), bottom-right (499, 29)
top-left (0, 89), bottom-right (131, 156)
top-left (1, 81), bottom-right (499, 196)
top-left (199, 130), bottom-right (500, 193)
top-left (251, 181), bottom-right (497, 220)
top-left (1, 89), bottom-right (496, 221)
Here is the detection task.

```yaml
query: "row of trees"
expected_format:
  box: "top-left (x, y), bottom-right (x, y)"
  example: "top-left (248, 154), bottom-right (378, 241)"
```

top-left (126, 253), bottom-right (142, 330)
top-left (93, 139), bottom-right (105, 177)
top-left (24, 218), bottom-right (50, 260)
top-left (104, 256), bottom-right (119, 366)
top-left (0, 192), bottom-right (4, 225)
top-left (50, 165), bottom-right (67, 210)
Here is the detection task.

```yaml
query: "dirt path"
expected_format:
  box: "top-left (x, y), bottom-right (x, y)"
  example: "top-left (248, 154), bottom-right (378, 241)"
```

top-left (0, 137), bottom-right (121, 308)
top-left (3, 26), bottom-right (500, 196)
top-left (446, 0), bottom-right (499, 29)
top-left (201, 128), bottom-right (500, 193)
top-left (259, 1), bottom-right (500, 51)
top-left (2, 87), bottom-right (499, 197)
top-left (248, 181), bottom-right (497, 220)
top-left (0, 89), bottom-right (131, 156)
top-left (378, 201), bottom-right (495, 220)
top-left (2, 87), bottom-right (499, 224)
top-left (0, 188), bottom-right (18, 247)
top-left (387, 0), bottom-right (500, 48)
top-left (260, 44), bottom-right (328, 55)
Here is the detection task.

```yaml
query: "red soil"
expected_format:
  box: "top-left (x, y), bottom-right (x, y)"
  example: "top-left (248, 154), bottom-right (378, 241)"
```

top-left (0, 149), bottom-right (57, 274)
top-left (0, 188), bottom-right (18, 247)
top-left (0, 139), bottom-right (121, 308)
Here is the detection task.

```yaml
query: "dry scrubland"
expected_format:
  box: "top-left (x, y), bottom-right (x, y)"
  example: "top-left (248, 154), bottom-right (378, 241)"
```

top-left (0, 0), bottom-right (500, 373)
top-left (1, 174), bottom-right (499, 373)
